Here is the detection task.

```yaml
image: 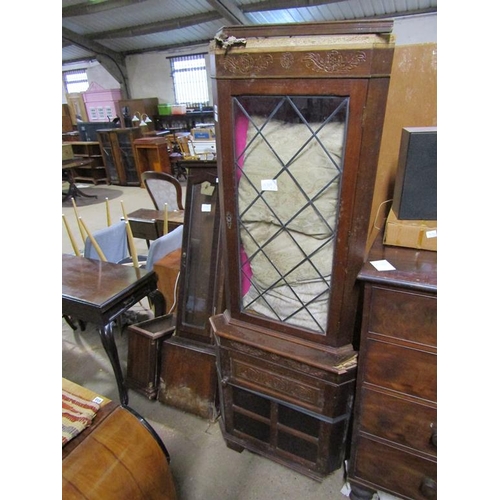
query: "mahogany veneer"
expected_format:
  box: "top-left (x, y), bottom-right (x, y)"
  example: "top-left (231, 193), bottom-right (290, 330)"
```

top-left (348, 233), bottom-right (437, 500)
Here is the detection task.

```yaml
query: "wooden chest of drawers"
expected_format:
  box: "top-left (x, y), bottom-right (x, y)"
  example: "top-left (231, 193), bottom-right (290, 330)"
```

top-left (348, 234), bottom-right (437, 500)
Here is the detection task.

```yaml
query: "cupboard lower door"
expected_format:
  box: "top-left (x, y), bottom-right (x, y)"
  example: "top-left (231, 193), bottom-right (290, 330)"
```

top-left (220, 384), bottom-right (351, 480)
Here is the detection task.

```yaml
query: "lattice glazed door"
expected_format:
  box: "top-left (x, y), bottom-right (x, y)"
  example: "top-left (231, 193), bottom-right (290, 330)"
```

top-left (210, 21), bottom-right (395, 349)
top-left (235, 95), bottom-right (347, 335)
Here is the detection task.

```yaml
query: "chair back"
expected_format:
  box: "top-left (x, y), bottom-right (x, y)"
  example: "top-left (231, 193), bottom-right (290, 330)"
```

top-left (141, 171), bottom-right (184, 211)
top-left (145, 225), bottom-right (184, 272)
top-left (83, 220), bottom-right (129, 263)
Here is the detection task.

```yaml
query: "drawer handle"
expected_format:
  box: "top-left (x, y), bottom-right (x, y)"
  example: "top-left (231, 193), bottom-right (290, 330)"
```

top-left (430, 423), bottom-right (437, 448)
top-left (419, 476), bottom-right (437, 499)
top-left (221, 376), bottom-right (229, 387)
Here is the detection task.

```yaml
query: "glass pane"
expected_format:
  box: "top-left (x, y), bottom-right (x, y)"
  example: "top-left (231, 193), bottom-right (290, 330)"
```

top-left (233, 387), bottom-right (271, 418)
top-left (277, 432), bottom-right (318, 463)
top-left (181, 181), bottom-right (217, 328)
top-left (234, 96), bottom-right (347, 334)
top-left (234, 412), bottom-right (270, 443)
top-left (278, 404), bottom-right (320, 437)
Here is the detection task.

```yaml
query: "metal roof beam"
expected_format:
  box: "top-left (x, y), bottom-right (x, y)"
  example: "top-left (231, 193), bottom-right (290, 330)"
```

top-left (88, 11), bottom-right (221, 40)
top-left (244, 0), bottom-right (346, 11)
top-left (205, 0), bottom-right (252, 25)
top-left (62, 0), bottom-right (148, 18)
top-left (62, 27), bottom-right (131, 97)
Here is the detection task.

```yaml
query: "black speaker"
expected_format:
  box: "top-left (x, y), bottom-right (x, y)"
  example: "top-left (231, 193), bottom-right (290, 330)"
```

top-left (392, 127), bottom-right (437, 220)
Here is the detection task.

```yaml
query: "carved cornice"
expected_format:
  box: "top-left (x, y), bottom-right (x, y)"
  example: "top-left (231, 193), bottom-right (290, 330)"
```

top-left (221, 49), bottom-right (368, 76)
top-left (302, 50), bottom-right (366, 73)
top-left (223, 53), bottom-right (273, 74)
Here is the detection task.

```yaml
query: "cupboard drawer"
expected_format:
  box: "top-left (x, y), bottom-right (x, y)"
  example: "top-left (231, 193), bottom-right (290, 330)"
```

top-left (368, 286), bottom-right (436, 347)
top-left (358, 387), bottom-right (437, 456)
top-left (352, 436), bottom-right (437, 500)
top-left (222, 348), bottom-right (354, 417)
top-left (364, 339), bottom-right (436, 402)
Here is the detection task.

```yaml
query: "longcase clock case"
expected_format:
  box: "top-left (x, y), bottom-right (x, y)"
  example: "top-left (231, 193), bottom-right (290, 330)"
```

top-left (209, 21), bottom-right (394, 480)
top-left (158, 160), bottom-right (225, 420)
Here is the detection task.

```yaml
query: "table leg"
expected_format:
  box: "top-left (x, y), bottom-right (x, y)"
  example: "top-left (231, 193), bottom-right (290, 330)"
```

top-left (99, 322), bottom-right (128, 406)
top-left (63, 182), bottom-right (98, 202)
top-left (149, 289), bottom-right (166, 317)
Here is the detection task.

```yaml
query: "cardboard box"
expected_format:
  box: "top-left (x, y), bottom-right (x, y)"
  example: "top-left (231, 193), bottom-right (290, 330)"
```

top-left (62, 143), bottom-right (74, 161)
top-left (384, 208), bottom-right (437, 251)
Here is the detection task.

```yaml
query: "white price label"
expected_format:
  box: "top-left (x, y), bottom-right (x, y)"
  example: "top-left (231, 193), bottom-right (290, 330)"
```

top-left (261, 179), bottom-right (278, 191)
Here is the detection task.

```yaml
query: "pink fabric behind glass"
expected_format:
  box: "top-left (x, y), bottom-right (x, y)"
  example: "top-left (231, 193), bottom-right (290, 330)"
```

top-left (235, 112), bottom-right (252, 296)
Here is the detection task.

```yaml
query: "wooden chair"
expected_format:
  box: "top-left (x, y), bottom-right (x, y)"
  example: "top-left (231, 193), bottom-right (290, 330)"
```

top-left (141, 171), bottom-right (184, 212)
top-left (175, 134), bottom-right (198, 160)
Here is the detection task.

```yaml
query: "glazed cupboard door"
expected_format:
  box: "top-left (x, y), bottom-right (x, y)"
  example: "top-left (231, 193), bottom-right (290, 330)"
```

top-left (210, 22), bottom-right (394, 348)
top-left (214, 78), bottom-right (387, 348)
top-left (175, 167), bottom-right (223, 343)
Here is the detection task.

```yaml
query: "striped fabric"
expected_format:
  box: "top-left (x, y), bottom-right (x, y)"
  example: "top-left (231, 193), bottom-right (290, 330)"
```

top-left (62, 390), bottom-right (101, 446)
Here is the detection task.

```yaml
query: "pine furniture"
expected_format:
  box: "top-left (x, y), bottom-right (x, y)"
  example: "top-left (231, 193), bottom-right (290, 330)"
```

top-left (134, 137), bottom-right (173, 178)
top-left (65, 141), bottom-right (109, 185)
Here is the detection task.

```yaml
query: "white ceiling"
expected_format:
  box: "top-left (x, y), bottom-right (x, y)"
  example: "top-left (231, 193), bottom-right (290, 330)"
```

top-left (62, 0), bottom-right (437, 65)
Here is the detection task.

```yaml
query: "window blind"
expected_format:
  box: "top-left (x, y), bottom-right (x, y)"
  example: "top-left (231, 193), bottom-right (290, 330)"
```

top-left (63, 69), bottom-right (89, 94)
top-left (169, 54), bottom-right (209, 106)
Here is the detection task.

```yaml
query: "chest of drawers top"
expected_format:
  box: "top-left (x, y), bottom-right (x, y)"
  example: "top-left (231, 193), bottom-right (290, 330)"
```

top-left (358, 232), bottom-right (437, 293)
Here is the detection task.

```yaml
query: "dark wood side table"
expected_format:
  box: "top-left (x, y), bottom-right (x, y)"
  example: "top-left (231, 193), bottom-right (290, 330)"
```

top-left (62, 158), bottom-right (97, 202)
top-left (62, 254), bottom-right (165, 405)
top-left (126, 208), bottom-right (184, 244)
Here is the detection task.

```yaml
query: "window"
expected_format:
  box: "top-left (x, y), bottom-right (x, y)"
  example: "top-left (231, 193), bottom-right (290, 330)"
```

top-left (170, 54), bottom-right (209, 106)
top-left (63, 69), bottom-right (89, 94)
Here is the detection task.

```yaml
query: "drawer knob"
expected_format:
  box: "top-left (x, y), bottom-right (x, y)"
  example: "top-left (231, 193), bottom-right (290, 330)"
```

top-left (221, 376), bottom-right (229, 387)
top-left (430, 424), bottom-right (437, 448)
top-left (419, 476), bottom-right (437, 498)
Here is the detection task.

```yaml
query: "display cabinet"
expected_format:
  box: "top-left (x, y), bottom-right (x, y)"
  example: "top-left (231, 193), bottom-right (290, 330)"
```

top-left (347, 233), bottom-right (437, 500)
top-left (209, 20), bottom-right (395, 479)
top-left (158, 160), bottom-right (224, 419)
top-left (97, 127), bottom-right (143, 185)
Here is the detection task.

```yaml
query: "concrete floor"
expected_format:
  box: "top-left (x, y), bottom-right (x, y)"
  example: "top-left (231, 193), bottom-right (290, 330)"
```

top-left (61, 182), bottom-right (369, 500)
